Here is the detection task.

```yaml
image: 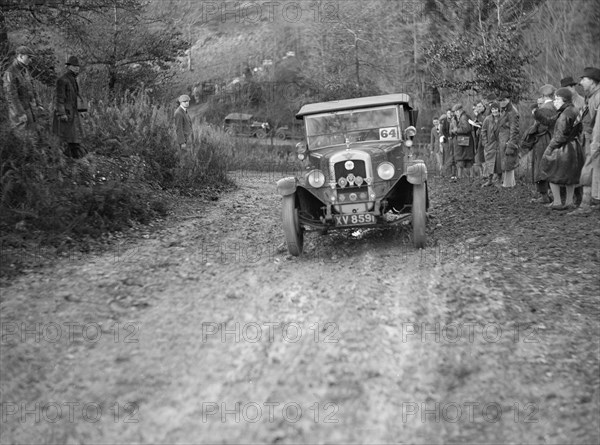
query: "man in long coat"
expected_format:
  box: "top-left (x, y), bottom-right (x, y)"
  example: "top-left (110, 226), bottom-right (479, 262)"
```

top-left (497, 93), bottom-right (520, 187)
top-left (52, 56), bottom-right (85, 158)
top-left (174, 94), bottom-right (194, 166)
top-left (3, 46), bottom-right (43, 143)
top-left (569, 67), bottom-right (600, 215)
top-left (522, 84), bottom-right (556, 203)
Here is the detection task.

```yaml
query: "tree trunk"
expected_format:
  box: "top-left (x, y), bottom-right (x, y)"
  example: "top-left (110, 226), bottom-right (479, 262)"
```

top-left (354, 39), bottom-right (360, 89)
top-left (187, 24), bottom-right (192, 71)
top-left (0, 9), bottom-right (9, 66)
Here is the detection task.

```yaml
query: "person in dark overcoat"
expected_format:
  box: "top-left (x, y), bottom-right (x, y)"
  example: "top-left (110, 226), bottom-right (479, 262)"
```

top-left (521, 84), bottom-right (557, 203)
top-left (537, 88), bottom-right (585, 209)
top-left (452, 103), bottom-right (475, 179)
top-left (497, 93), bottom-right (520, 187)
top-left (3, 46), bottom-right (43, 143)
top-left (52, 56), bottom-right (85, 158)
top-left (439, 109), bottom-right (455, 178)
top-left (471, 101), bottom-right (486, 178)
top-left (480, 102), bottom-right (502, 186)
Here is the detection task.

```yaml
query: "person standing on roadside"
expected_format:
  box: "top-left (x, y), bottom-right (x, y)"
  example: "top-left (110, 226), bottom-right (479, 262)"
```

top-left (537, 88), bottom-right (585, 210)
top-left (471, 101), bottom-right (485, 179)
top-left (52, 56), bottom-right (86, 159)
top-left (174, 94), bottom-right (194, 163)
top-left (452, 103), bottom-right (475, 180)
top-left (521, 84), bottom-right (557, 203)
top-left (429, 117), bottom-right (443, 175)
top-left (439, 109), bottom-right (453, 177)
top-left (3, 45), bottom-right (44, 143)
top-left (569, 67), bottom-right (600, 215)
top-left (481, 102), bottom-right (502, 187)
top-left (497, 93), bottom-right (520, 188)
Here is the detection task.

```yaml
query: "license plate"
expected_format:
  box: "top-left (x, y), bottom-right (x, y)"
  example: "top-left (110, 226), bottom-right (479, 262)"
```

top-left (334, 213), bottom-right (375, 226)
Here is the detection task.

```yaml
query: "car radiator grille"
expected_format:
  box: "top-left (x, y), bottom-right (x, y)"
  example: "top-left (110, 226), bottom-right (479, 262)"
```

top-left (334, 160), bottom-right (368, 191)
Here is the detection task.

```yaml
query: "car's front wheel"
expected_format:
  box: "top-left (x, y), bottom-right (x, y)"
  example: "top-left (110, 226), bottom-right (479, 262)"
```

top-left (412, 183), bottom-right (427, 248)
top-left (282, 194), bottom-right (304, 256)
top-left (255, 128), bottom-right (267, 139)
top-left (276, 130), bottom-right (287, 140)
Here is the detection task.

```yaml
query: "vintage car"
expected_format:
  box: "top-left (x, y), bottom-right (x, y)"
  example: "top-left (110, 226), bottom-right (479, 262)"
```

top-left (223, 113), bottom-right (271, 138)
top-left (276, 93), bottom-right (428, 256)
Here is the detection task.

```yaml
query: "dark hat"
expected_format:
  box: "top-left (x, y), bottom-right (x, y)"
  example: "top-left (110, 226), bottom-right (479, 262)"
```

top-left (65, 56), bottom-right (80, 66)
top-left (489, 102), bottom-right (500, 110)
top-left (538, 84), bottom-right (556, 96)
top-left (580, 67), bottom-right (600, 83)
top-left (16, 46), bottom-right (34, 55)
top-left (484, 92), bottom-right (497, 101)
top-left (555, 87), bottom-right (573, 102)
top-left (498, 91), bottom-right (511, 100)
top-left (560, 76), bottom-right (577, 87)
top-left (451, 103), bottom-right (463, 112)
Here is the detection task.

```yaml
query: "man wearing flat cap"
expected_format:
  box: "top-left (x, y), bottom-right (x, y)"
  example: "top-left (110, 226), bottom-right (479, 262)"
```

top-left (2, 45), bottom-right (44, 142)
top-left (560, 76), bottom-right (586, 113)
top-left (52, 56), bottom-right (86, 158)
top-left (174, 94), bottom-right (194, 163)
top-left (570, 67), bottom-right (600, 215)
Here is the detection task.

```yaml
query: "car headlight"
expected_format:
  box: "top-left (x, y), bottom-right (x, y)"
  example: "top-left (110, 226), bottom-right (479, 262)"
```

top-left (404, 126), bottom-right (417, 138)
top-left (377, 162), bottom-right (395, 180)
top-left (307, 169), bottom-right (325, 188)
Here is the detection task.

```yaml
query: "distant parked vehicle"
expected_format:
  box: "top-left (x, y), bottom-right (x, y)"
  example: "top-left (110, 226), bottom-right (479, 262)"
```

top-left (223, 113), bottom-right (271, 138)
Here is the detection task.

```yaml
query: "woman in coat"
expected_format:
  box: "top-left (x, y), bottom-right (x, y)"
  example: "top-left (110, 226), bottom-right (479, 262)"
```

top-left (536, 88), bottom-right (585, 209)
top-left (497, 95), bottom-right (520, 187)
top-left (452, 103), bottom-right (475, 179)
top-left (480, 102), bottom-right (502, 186)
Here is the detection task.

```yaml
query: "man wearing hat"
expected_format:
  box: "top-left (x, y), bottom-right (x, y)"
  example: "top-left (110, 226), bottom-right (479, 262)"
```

top-left (569, 67), bottom-right (600, 215)
top-left (522, 84), bottom-right (557, 203)
top-left (52, 56), bottom-right (86, 158)
top-left (560, 76), bottom-right (586, 113)
top-left (174, 94), bottom-right (194, 163)
top-left (2, 45), bottom-right (43, 141)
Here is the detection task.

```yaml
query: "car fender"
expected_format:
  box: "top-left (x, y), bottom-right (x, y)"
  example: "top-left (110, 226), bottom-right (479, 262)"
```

top-left (406, 162), bottom-right (427, 185)
top-left (276, 177), bottom-right (297, 196)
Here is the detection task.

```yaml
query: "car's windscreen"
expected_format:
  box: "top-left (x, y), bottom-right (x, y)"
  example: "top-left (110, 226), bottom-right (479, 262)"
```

top-left (305, 106), bottom-right (400, 149)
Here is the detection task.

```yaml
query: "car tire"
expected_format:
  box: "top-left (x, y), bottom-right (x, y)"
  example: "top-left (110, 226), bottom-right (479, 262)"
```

top-left (282, 194), bottom-right (304, 256)
top-left (255, 128), bottom-right (267, 139)
top-left (225, 127), bottom-right (235, 136)
top-left (276, 131), bottom-right (287, 140)
top-left (412, 183), bottom-right (427, 248)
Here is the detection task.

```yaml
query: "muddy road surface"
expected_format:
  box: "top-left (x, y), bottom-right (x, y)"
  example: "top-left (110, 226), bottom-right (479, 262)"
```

top-left (1, 172), bottom-right (599, 444)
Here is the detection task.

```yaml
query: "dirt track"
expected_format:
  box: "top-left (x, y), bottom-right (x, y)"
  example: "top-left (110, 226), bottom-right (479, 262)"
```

top-left (1, 172), bottom-right (599, 444)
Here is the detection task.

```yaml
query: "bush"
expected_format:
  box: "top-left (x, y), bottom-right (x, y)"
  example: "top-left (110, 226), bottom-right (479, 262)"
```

top-left (0, 89), bottom-right (235, 244)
